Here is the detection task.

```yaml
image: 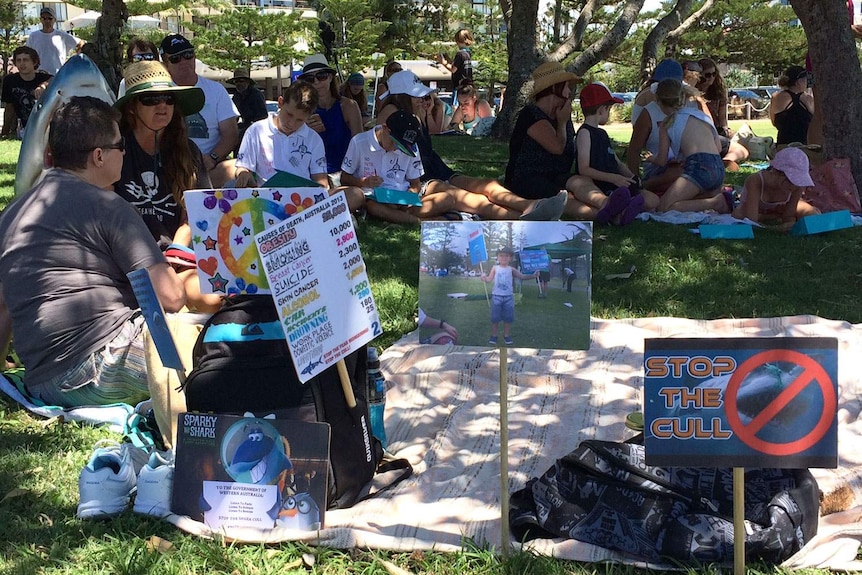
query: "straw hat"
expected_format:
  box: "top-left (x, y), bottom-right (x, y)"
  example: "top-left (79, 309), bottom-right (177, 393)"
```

top-left (115, 61), bottom-right (204, 116)
top-left (531, 62), bottom-right (580, 97)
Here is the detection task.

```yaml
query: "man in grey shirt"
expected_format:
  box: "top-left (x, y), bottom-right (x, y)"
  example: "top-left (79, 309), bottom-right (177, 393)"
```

top-left (0, 96), bottom-right (185, 407)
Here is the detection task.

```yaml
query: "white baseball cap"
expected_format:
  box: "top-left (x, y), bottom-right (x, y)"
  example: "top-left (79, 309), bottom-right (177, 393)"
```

top-left (381, 70), bottom-right (433, 99)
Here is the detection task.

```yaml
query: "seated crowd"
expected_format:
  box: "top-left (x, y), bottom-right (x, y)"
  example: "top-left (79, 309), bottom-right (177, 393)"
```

top-left (0, 34), bottom-right (821, 410)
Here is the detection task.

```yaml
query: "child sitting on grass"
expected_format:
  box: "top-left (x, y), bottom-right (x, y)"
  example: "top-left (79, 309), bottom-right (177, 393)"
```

top-left (732, 146), bottom-right (820, 229)
top-left (650, 78), bottom-right (731, 214)
top-left (340, 110), bottom-right (454, 224)
top-left (568, 83), bottom-right (659, 225)
top-left (233, 80), bottom-right (364, 212)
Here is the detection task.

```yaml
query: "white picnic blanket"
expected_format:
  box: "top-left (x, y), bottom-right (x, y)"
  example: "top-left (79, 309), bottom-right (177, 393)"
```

top-left (161, 314), bottom-right (862, 570)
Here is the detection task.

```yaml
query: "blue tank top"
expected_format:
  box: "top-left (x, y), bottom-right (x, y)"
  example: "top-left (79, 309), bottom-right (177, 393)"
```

top-left (317, 99), bottom-right (351, 173)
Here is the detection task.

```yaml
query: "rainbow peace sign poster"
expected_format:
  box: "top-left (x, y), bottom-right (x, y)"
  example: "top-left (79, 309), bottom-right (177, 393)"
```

top-left (185, 187), bottom-right (329, 295)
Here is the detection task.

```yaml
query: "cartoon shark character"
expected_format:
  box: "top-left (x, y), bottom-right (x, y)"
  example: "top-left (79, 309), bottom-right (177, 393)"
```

top-left (276, 492), bottom-right (321, 531)
top-left (225, 423), bottom-right (293, 485)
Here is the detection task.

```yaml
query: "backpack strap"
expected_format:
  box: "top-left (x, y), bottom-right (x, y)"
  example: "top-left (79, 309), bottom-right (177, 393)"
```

top-left (353, 453), bottom-right (413, 504)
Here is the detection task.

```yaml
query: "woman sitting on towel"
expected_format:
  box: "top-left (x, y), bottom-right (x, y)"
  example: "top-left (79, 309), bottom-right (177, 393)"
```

top-left (114, 61), bottom-right (222, 312)
top-left (376, 70), bottom-right (567, 221)
top-left (732, 146), bottom-right (819, 228)
top-left (770, 65), bottom-right (814, 146)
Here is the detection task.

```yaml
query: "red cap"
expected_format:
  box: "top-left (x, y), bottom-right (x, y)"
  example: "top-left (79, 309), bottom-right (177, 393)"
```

top-left (579, 83), bottom-right (623, 108)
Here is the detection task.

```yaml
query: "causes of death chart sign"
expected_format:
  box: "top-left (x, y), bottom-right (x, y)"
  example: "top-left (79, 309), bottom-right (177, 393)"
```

top-left (255, 191), bottom-right (381, 382)
top-left (643, 337), bottom-right (838, 468)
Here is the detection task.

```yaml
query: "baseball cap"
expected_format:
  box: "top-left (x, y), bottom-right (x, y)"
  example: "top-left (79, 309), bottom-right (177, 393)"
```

top-left (498, 246), bottom-right (515, 255)
top-left (579, 83), bottom-right (623, 108)
top-left (653, 59), bottom-right (683, 82)
top-left (40, 7), bottom-right (55, 17)
top-left (784, 65), bottom-right (807, 83)
top-left (682, 60), bottom-right (703, 74)
top-left (381, 70), bottom-right (433, 99)
top-left (770, 147), bottom-right (815, 187)
top-left (348, 72), bottom-right (365, 86)
top-left (160, 34), bottom-right (194, 57)
top-left (385, 110), bottom-right (420, 157)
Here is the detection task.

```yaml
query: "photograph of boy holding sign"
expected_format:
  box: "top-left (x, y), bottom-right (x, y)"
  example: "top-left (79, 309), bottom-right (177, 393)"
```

top-left (480, 246), bottom-right (539, 346)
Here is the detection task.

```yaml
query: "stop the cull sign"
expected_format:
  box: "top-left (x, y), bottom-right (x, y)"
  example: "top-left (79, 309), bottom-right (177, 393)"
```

top-left (255, 192), bottom-right (381, 383)
top-left (643, 337), bottom-right (837, 468)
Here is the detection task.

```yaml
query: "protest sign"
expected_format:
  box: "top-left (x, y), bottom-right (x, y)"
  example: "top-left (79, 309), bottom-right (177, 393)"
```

top-left (185, 187), bottom-right (328, 295)
top-left (255, 192), bottom-right (381, 382)
top-left (644, 337), bottom-right (838, 468)
top-left (127, 268), bottom-right (183, 370)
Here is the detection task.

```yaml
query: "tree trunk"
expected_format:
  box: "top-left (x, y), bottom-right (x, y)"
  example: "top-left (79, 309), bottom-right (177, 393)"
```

top-left (493, 0), bottom-right (644, 140)
top-left (790, 0), bottom-right (862, 195)
top-left (491, 0), bottom-right (541, 140)
top-left (83, 0), bottom-right (127, 93)
top-left (639, 0), bottom-right (697, 85)
top-left (568, 0), bottom-right (600, 53)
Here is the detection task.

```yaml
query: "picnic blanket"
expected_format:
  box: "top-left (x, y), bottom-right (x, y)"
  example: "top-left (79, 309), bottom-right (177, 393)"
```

top-left (154, 314), bottom-right (862, 570)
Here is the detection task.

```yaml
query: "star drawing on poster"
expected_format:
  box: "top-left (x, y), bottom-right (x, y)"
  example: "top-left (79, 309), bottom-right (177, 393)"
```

top-left (208, 272), bottom-right (228, 293)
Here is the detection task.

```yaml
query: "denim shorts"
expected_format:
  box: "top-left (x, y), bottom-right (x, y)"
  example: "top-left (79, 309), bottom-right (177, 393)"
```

top-left (681, 153), bottom-right (725, 192)
top-left (490, 294), bottom-right (515, 324)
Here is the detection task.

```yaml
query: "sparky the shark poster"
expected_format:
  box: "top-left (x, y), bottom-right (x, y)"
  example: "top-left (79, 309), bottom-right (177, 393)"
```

top-left (172, 413), bottom-right (330, 533)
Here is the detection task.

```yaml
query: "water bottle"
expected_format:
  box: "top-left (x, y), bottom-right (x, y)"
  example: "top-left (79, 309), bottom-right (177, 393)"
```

top-left (366, 347), bottom-right (387, 448)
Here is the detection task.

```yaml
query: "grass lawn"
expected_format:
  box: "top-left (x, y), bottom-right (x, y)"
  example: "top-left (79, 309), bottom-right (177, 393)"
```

top-left (1, 132), bottom-right (860, 574)
top-left (418, 274), bottom-right (591, 349)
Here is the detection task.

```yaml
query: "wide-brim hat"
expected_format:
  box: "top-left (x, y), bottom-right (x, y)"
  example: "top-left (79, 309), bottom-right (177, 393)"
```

top-left (531, 62), bottom-right (580, 97)
top-left (227, 67), bottom-right (255, 86)
top-left (115, 61), bottom-right (204, 116)
top-left (301, 54), bottom-right (336, 76)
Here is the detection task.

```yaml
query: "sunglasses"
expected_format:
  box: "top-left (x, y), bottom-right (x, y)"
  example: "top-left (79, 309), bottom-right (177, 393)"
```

top-left (131, 53), bottom-right (156, 62)
top-left (167, 50), bottom-right (195, 64)
top-left (41, 15), bottom-right (54, 20)
top-left (138, 94), bottom-right (176, 106)
top-left (422, 95), bottom-right (432, 102)
top-left (300, 71), bottom-right (331, 82)
top-left (703, 71), bottom-right (716, 78)
top-left (94, 136), bottom-right (125, 152)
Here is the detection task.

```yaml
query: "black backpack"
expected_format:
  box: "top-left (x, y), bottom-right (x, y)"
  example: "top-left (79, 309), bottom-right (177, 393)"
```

top-left (510, 440), bottom-right (820, 565)
top-left (182, 296), bottom-right (410, 509)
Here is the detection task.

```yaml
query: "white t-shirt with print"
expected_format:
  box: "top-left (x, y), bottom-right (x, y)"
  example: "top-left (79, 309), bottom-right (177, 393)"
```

top-left (235, 114), bottom-right (327, 182)
top-left (185, 76), bottom-right (239, 155)
top-left (341, 126), bottom-right (423, 191)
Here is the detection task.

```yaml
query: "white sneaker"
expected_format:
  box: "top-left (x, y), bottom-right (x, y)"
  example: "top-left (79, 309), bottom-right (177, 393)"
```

top-left (133, 450), bottom-right (174, 518)
top-left (77, 442), bottom-right (137, 520)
